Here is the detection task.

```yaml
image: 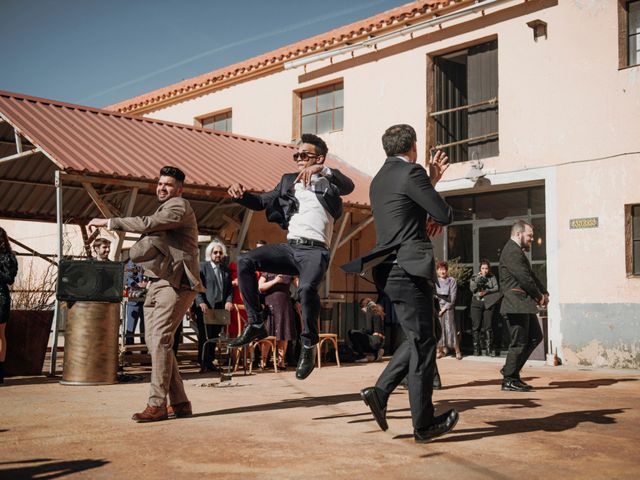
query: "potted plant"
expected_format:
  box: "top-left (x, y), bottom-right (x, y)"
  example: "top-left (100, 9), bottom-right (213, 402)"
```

top-left (5, 260), bottom-right (56, 376)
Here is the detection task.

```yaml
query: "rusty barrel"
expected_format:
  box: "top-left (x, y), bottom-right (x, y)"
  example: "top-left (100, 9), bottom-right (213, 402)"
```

top-left (61, 301), bottom-right (119, 385)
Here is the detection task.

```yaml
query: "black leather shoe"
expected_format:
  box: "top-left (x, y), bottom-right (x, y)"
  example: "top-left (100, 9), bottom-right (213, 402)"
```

top-left (414, 409), bottom-right (459, 443)
top-left (515, 379), bottom-right (532, 390)
top-left (433, 373), bottom-right (442, 390)
top-left (228, 323), bottom-right (268, 348)
top-left (501, 379), bottom-right (529, 392)
top-left (360, 387), bottom-right (388, 431)
top-left (295, 345), bottom-right (316, 380)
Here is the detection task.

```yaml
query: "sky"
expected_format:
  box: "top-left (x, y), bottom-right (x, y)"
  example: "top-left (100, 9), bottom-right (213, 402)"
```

top-left (0, 0), bottom-right (410, 108)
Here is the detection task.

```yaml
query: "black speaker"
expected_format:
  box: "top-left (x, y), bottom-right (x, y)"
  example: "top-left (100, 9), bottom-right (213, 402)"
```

top-left (57, 260), bottom-right (124, 303)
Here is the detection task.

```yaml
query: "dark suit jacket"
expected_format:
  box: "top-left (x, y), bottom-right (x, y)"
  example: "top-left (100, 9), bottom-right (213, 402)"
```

top-left (499, 239), bottom-right (547, 315)
top-left (342, 157), bottom-right (452, 280)
top-left (195, 261), bottom-right (233, 308)
top-left (233, 169), bottom-right (355, 230)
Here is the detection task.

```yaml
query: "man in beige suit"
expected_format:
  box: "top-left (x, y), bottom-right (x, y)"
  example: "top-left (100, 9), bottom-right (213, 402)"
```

top-left (88, 166), bottom-right (202, 422)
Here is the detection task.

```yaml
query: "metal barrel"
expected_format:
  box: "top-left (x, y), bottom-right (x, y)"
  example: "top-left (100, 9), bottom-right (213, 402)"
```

top-left (60, 301), bottom-right (119, 385)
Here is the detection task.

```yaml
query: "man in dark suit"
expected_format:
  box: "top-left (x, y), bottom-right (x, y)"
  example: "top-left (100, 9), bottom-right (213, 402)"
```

top-left (499, 220), bottom-right (549, 391)
top-left (226, 133), bottom-right (354, 380)
top-left (194, 240), bottom-right (233, 371)
top-left (342, 124), bottom-right (458, 443)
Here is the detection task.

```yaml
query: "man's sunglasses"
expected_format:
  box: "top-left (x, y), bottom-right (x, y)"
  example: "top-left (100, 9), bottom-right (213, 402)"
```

top-left (292, 152), bottom-right (319, 162)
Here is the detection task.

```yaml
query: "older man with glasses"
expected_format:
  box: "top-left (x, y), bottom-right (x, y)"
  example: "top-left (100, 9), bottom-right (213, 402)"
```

top-left (226, 133), bottom-right (354, 380)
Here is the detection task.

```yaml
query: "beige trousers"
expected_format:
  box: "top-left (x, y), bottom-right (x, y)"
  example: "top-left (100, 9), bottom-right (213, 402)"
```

top-left (144, 279), bottom-right (196, 407)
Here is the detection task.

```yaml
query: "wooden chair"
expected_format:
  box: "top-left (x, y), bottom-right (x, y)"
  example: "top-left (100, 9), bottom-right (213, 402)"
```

top-left (230, 304), bottom-right (278, 373)
top-left (317, 317), bottom-right (341, 368)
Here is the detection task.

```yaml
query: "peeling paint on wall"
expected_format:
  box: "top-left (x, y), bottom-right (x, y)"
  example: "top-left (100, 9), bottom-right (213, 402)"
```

top-left (561, 303), bottom-right (640, 368)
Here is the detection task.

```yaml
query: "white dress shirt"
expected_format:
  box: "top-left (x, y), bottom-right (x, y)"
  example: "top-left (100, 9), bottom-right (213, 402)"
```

top-left (287, 171), bottom-right (334, 246)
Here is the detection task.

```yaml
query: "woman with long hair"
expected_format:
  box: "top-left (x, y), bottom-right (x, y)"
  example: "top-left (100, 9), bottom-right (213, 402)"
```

top-left (0, 227), bottom-right (18, 384)
top-left (348, 298), bottom-right (385, 363)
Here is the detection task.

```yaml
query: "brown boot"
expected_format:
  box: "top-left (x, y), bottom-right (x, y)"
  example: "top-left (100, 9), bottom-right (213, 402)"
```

top-left (131, 405), bottom-right (168, 423)
top-left (167, 401), bottom-right (192, 418)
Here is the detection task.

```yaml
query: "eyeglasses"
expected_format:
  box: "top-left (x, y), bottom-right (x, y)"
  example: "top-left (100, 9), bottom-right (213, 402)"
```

top-left (292, 152), bottom-right (319, 162)
top-left (212, 251), bottom-right (223, 255)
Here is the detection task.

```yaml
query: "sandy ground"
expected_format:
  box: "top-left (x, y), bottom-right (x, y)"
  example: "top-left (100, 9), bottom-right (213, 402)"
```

top-left (1, 356), bottom-right (639, 479)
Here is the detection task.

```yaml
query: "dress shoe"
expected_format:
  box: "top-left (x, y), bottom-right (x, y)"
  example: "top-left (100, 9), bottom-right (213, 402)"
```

top-left (360, 387), bottom-right (388, 431)
top-left (228, 323), bottom-right (268, 348)
top-left (295, 345), bottom-right (316, 380)
top-left (167, 401), bottom-right (192, 418)
top-left (501, 379), bottom-right (530, 392)
top-left (414, 409), bottom-right (459, 443)
top-left (515, 379), bottom-right (533, 390)
top-left (132, 405), bottom-right (168, 423)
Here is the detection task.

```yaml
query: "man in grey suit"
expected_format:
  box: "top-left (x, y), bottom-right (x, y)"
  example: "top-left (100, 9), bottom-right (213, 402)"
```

top-left (342, 124), bottom-right (458, 443)
top-left (498, 220), bottom-right (549, 392)
top-left (88, 166), bottom-right (202, 422)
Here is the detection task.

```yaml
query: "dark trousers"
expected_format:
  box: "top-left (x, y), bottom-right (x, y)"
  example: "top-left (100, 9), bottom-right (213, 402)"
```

top-left (238, 243), bottom-right (329, 347)
top-left (373, 263), bottom-right (436, 431)
top-left (194, 308), bottom-right (224, 366)
top-left (470, 298), bottom-right (495, 335)
top-left (348, 329), bottom-right (383, 357)
top-left (502, 313), bottom-right (543, 380)
top-left (125, 302), bottom-right (145, 345)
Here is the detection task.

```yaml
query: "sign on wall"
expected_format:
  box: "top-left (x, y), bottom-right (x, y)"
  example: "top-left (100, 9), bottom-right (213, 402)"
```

top-left (569, 217), bottom-right (599, 229)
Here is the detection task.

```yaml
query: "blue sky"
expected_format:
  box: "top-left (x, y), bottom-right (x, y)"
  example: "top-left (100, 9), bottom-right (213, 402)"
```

top-left (0, 0), bottom-right (409, 108)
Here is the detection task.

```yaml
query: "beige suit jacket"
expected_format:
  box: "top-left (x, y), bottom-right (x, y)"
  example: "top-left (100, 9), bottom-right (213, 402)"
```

top-left (110, 196), bottom-right (203, 292)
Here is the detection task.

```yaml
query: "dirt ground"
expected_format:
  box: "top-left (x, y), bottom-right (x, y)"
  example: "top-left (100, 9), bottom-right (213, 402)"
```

top-left (1, 356), bottom-right (639, 479)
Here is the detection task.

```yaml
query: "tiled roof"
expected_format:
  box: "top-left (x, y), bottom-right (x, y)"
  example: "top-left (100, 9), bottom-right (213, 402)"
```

top-left (108, 1), bottom-right (461, 114)
top-left (0, 90), bottom-right (371, 209)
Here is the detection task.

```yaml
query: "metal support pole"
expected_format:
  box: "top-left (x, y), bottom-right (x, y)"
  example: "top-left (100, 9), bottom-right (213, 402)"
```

top-left (49, 170), bottom-right (64, 376)
top-left (234, 209), bottom-right (253, 260)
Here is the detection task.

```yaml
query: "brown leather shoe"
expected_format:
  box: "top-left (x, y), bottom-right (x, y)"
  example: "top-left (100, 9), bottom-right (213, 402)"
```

top-left (131, 405), bottom-right (168, 423)
top-left (167, 401), bottom-right (192, 418)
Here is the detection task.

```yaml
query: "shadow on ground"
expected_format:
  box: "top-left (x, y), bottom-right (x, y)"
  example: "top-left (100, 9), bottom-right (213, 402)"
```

top-left (0, 458), bottom-right (109, 479)
top-left (393, 408), bottom-right (628, 442)
top-left (191, 392), bottom-right (362, 418)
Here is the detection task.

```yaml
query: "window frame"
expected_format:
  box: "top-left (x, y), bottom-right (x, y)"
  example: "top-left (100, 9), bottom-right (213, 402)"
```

top-left (625, 203), bottom-right (640, 276)
top-left (427, 36), bottom-right (499, 164)
top-left (292, 79), bottom-right (343, 139)
top-left (195, 108), bottom-right (233, 132)
top-left (619, 0), bottom-right (640, 69)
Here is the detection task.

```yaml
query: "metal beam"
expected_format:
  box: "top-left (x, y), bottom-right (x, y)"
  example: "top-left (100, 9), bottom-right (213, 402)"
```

top-left (49, 170), bottom-right (63, 376)
top-left (234, 209), bottom-right (253, 259)
top-left (199, 197), bottom-right (231, 225)
top-left (7, 236), bottom-right (57, 266)
top-left (0, 147), bottom-right (40, 165)
top-left (114, 187), bottom-right (138, 260)
top-left (325, 212), bottom-right (351, 297)
top-left (81, 182), bottom-right (120, 218)
top-left (337, 215), bottom-right (374, 249)
top-left (14, 128), bottom-right (23, 153)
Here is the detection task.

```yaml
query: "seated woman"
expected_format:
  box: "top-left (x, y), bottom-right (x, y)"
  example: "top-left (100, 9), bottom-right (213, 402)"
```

top-left (469, 259), bottom-right (501, 356)
top-left (349, 298), bottom-right (385, 363)
top-left (435, 261), bottom-right (461, 360)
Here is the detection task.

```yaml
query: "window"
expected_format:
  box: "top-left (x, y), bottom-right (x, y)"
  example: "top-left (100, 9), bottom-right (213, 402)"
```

top-left (626, 204), bottom-right (640, 275)
top-left (429, 40), bottom-right (498, 163)
top-left (197, 109), bottom-right (232, 132)
top-left (620, 1), bottom-right (640, 67)
top-left (297, 82), bottom-right (343, 136)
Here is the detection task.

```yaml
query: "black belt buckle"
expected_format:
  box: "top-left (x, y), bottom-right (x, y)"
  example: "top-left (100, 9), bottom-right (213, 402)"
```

top-left (289, 237), bottom-right (325, 249)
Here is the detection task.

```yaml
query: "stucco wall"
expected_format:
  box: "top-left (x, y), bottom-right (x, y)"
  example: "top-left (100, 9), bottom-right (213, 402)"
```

top-left (139, 0), bottom-right (640, 367)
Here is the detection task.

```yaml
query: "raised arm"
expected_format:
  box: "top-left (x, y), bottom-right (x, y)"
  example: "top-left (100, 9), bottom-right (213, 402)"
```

top-left (406, 164), bottom-right (452, 226)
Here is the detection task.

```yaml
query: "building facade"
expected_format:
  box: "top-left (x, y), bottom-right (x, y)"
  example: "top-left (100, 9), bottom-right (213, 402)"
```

top-left (112, 0), bottom-right (640, 368)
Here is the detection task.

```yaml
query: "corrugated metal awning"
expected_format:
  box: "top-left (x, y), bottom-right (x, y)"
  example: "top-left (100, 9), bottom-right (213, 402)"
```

top-left (0, 90), bottom-right (371, 233)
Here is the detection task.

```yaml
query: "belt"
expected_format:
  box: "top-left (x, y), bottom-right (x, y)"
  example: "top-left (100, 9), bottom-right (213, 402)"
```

top-left (288, 237), bottom-right (327, 249)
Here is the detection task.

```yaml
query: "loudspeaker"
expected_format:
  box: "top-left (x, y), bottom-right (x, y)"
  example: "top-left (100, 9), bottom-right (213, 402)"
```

top-left (57, 260), bottom-right (124, 303)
